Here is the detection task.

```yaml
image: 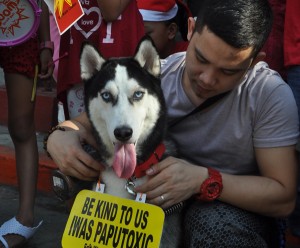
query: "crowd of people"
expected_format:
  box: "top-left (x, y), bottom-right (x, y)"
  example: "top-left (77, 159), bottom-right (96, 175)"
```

top-left (0, 0), bottom-right (300, 247)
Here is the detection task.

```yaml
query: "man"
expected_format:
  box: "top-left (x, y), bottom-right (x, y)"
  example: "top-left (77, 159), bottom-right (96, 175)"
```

top-left (46, 0), bottom-right (299, 246)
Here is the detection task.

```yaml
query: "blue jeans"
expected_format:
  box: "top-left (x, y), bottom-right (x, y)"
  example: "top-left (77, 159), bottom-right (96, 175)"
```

top-left (287, 65), bottom-right (300, 235)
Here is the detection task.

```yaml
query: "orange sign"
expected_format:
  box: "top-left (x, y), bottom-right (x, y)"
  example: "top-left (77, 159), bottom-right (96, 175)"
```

top-left (51, 0), bottom-right (84, 35)
top-left (44, 0), bottom-right (84, 35)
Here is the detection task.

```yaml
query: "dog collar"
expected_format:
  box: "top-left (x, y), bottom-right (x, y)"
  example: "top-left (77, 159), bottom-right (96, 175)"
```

top-left (133, 143), bottom-right (166, 178)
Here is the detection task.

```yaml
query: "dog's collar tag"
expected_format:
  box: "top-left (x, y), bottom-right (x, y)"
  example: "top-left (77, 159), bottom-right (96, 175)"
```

top-left (125, 179), bottom-right (147, 203)
top-left (94, 180), bottom-right (105, 193)
top-left (135, 193), bottom-right (146, 203)
top-left (125, 179), bottom-right (136, 196)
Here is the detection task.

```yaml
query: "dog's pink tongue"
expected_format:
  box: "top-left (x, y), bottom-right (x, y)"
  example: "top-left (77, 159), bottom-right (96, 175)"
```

top-left (113, 144), bottom-right (136, 178)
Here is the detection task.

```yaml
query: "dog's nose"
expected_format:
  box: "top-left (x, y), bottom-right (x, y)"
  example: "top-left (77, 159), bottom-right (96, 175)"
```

top-left (114, 126), bottom-right (133, 141)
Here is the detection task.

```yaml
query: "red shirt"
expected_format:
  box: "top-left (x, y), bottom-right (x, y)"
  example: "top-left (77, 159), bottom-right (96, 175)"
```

top-left (284, 0), bottom-right (300, 67)
top-left (261, 0), bottom-right (286, 79)
top-left (57, 0), bottom-right (145, 101)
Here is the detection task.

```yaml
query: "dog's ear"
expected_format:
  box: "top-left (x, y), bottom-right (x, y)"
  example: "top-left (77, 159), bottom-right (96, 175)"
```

top-left (134, 36), bottom-right (161, 77)
top-left (80, 42), bottom-right (106, 80)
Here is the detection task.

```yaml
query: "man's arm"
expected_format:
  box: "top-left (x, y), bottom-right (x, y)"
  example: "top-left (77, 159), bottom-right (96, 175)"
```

top-left (47, 112), bottom-right (104, 180)
top-left (136, 145), bottom-right (298, 217)
top-left (219, 146), bottom-right (298, 217)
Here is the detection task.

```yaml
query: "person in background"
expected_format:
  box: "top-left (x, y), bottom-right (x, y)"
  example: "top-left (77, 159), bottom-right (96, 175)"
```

top-left (45, 0), bottom-right (299, 246)
top-left (138, 0), bottom-right (192, 59)
top-left (56, 0), bottom-right (145, 120)
top-left (261, 0), bottom-right (286, 80)
top-left (284, 0), bottom-right (300, 239)
top-left (0, 1), bottom-right (54, 247)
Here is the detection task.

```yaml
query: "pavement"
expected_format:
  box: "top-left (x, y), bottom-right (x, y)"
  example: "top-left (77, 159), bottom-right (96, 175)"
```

top-left (0, 124), bottom-right (70, 248)
top-left (0, 185), bottom-right (68, 248)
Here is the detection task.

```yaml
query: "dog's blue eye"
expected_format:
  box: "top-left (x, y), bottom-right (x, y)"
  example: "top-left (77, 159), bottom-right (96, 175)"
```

top-left (101, 92), bottom-right (112, 102)
top-left (133, 91), bottom-right (144, 100)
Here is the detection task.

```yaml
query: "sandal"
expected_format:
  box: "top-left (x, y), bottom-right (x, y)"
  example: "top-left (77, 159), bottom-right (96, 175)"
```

top-left (0, 217), bottom-right (42, 248)
top-left (52, 170), bottom-right (93, 201)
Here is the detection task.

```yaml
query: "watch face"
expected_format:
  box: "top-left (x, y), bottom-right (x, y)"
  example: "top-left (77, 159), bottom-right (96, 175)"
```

top-left (198, 168), bottom-right (223, 201)
top-left (199, 177), bottom-right (223, 201)
top-left (206, 181), bottom-right (222, 200)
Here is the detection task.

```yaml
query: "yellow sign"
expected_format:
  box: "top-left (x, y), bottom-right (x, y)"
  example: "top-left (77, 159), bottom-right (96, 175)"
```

top-left (62, 190), bottom-right (165, 248)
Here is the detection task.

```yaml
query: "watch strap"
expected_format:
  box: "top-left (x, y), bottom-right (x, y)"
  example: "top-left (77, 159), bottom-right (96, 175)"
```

top-left (197, 167), bottom-right (223, 201)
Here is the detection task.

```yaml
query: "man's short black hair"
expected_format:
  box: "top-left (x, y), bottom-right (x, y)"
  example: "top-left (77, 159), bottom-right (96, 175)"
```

top-left (195, 0), bottom-right (273, 57)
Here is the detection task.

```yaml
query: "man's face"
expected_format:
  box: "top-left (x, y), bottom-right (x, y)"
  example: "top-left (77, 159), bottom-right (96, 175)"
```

top-left (184, 25), bottom-right (255, 105)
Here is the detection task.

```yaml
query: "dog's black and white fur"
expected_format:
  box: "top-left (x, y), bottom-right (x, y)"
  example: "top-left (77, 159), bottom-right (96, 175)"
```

top-left (80, 36), bottom-right (182, 247)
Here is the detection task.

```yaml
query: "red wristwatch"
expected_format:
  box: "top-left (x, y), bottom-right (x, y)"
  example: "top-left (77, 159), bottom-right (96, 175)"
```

top-left (196, 167), bottom-right (223, 201)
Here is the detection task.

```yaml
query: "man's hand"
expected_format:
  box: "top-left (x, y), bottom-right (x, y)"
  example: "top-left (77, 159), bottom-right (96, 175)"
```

top-left (136, 157), bottom-right (206, 209)
top-left (47, 128), bottom-right (105, 181)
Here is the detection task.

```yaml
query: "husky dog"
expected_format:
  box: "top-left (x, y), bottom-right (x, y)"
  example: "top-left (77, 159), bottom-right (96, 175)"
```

top-left (80, 36), bottom-right (182, 247)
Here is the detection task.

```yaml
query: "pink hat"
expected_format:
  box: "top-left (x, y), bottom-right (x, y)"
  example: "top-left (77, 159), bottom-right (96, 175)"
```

top-left (137, 0), bottom-right (179, 21)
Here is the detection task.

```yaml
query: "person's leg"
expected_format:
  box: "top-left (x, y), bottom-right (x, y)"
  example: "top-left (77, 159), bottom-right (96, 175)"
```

top-left (1, 72), bottom-right (38, 247)
top-left (183, 200), bottom-right (279, 248)
top-left (286, 65), bottom-right (300, 237)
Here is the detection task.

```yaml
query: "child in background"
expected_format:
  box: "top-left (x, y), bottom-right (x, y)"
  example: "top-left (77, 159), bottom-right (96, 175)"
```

top-left (56, 0), bottom-right (145, 120)
top-left (261, 0), bottom-right (286, 80)
top-left (0, 1), bottom-right (54, 247)
top-left (137, 0), bottom-right (192, 59)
